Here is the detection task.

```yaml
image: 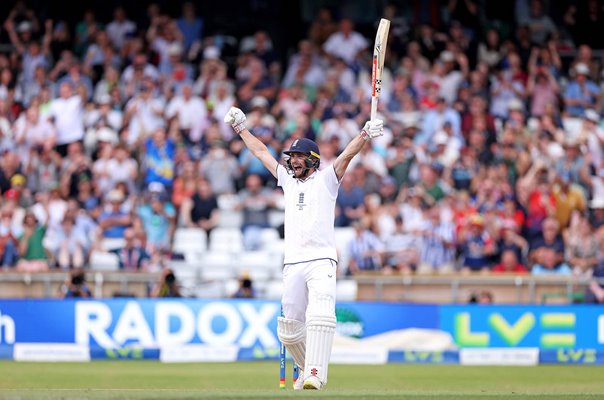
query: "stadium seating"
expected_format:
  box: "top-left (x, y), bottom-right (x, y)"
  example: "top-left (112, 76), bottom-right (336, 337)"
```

top-left (217, 194), bottom-right (239, 210)
top-left (194, 280), bottom-right (231, 299)
top-left (236, 250), bottom-right (282, 280)
top-left (199, 251), bottom-right (236, 281)
top-left (217, 210), bottom-right (243, 228)
top-left (264, 279), bottom-right (283, 300)
top-left (166, 259), bottom-right (200, 296)
top-left (172, 227), bottom-right (208, 264)
top-left (216, 194), bottom-right (244, 228)
top-left (259, 227), bottom-right (280, 246)
top-left (89, 250), bottom-right (120, 271)
top-left (100, 238), bottom-right (126, 252)
top-left (562, 117), bottom-right (582, 137)
top-left (268, 209), bottom-right (284, 228)
top-left (208, 227), bottom-right (244, 254)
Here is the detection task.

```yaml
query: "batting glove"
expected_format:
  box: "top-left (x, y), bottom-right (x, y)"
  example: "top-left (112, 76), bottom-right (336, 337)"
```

top-left (360, 119), bottom-right (384, 141)
top-left (224, 107), bottom-right (247, 134)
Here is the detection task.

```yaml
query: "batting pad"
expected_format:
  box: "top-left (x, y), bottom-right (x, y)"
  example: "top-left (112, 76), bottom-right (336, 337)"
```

top-left (277, 317), bottom-right (306, 370)
top-left (304, 296), bottom-right (337, 386)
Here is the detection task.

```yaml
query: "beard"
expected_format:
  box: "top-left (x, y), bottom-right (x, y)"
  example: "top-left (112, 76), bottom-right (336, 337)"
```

top-left (292, 162), bottom-right (311, 179)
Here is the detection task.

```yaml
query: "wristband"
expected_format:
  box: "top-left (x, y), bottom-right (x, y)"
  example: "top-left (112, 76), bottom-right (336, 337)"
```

top-left (233, 122), bottom-right (246, 134)
top-left (360, 129), bottom-right (371, 141)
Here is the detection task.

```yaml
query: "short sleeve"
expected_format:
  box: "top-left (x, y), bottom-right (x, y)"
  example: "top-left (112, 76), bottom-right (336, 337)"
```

top-left (321, 166), bottom-right (341, 198)
top-left (276, 164), bottom-right (289, 188)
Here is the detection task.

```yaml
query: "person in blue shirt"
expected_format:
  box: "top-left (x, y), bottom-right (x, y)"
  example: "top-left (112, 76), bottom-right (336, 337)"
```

top-left (143, 128), bottom-right (175, 190)
top-left (176, 2), bottom-right (203, 53)
top-left (113, 227), bottom-right (150, 271)
top-left (416, 96), bottom-right (462, 147)
top-left (347, 220), bottom-right (384, 275)
top-left (97, 189), bottom-right (131, 240)
top-left (531, 249), bottom-right (572, 275)
top-left (136, 187), bottom-right (176, 254)
top-left (335, 173), bottom-right (365, 227)
top-left (563, 63), bottom-right (601, 117)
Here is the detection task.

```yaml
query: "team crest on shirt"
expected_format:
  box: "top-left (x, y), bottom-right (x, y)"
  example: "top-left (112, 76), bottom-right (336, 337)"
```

top-left (297, 192), bottom-right (306, 210)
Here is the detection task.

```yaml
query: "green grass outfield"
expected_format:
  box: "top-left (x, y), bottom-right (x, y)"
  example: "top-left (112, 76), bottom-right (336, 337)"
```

top-left (0, 361), bottom-right (602, 399)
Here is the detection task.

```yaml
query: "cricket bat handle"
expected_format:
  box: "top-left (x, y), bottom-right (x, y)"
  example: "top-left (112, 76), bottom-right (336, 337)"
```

top-left (371, 96), bottom-right (379, 121)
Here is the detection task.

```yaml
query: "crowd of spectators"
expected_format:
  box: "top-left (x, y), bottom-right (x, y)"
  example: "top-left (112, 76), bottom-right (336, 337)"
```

top-left (1, 0), bottom-right (604, 301)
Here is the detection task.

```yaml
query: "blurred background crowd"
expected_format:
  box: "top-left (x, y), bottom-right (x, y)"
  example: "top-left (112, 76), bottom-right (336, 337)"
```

top-left (1, 0), bottom-right (604, 301)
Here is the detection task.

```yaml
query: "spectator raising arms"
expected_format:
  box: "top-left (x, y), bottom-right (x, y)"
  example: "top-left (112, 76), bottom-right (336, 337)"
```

top-left (0, 2), bottom-right (603, 289)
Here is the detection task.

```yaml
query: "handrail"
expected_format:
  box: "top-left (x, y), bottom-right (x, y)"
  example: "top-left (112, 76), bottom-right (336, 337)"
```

top-left (352, 273), bottom-right (594, 304)
top-left (0, 270), bottom-right (159, 298)
top-left (0, 270), bottom-right (598, 303)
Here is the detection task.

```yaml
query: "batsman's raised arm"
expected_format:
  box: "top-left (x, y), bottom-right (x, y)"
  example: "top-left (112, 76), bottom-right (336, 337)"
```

top-left (224, 106), bottom-right (279, 178)
top-left (333, 119), bottom-right (383, 180)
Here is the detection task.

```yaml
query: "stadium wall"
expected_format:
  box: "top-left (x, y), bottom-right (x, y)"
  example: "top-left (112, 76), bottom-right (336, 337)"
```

top-left (0, 299), bottom-right (602, 365)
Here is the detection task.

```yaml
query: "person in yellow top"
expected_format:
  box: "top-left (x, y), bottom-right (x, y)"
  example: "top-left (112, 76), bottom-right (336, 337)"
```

top-left (552, 171), bottom-right (586, 229)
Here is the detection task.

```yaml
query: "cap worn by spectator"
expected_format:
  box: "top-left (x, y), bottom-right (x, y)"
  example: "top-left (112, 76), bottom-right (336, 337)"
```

top-left (381, 175), bottom-right (396, 187)
top-left (508, 98), bottom-right (524, 112)
top-left (401, 116), bottom-right (420, 132)
top-left (148, 182), bottom-right (165, 194)
top-left (96, 127), bottom-right (118, 144)
top-left (584, 109), bottom-right (600, 123)
top-left (440, 51), bottom-right (455, 63)
top-left (251, 96), bottom-right (269, 109)
top-left (4, 188), bottom-right (19, 201)
top-left (563, 137), bottom-right (580, 149)
top-left (10, 174), bottom-right (26, 187)
top-left (168, 43), bottom-right (183, 57)
top-left (575, 63), bottom-right (590, 76)
top-left (469, 214), bottom-right (485, 226)
top-left (260, 115), bottom-right (276, 129)
top-left (97, 94), bottom-right (112, 105)
top-left (16, 21), bottom-right (32, 33)
top-left (433, 131), bottom-right (448, 146)
top-left (106, 189), bottom-right (125, 203)
top-left (148, 182), bottom-right (167, 201)
top-left (203, 46), bottom-right (221, 60)
top-left (590, 198), bottom-right (604, 209)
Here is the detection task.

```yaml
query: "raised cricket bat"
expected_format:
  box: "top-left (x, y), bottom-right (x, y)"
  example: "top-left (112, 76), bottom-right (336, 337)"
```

top-left (371, 18), bottom-right (390, 121)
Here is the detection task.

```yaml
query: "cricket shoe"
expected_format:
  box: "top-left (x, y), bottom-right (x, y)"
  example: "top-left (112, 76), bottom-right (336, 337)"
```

top-left (303, 375), bottom-right (322, 390)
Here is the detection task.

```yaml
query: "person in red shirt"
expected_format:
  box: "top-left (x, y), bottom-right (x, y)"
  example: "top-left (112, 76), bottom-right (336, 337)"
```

top-left (524, 171), bottom-right (556, 240)
top-left (493, 248), bottom-right (529, 273)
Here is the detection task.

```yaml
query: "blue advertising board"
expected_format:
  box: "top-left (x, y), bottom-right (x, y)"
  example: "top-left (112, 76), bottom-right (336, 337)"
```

top-left (0, 299), bottom-right (438, 350)
top-left (440, 305), bottom-right (604, 350)
top-left (1, 300), bottom-right (603, 364)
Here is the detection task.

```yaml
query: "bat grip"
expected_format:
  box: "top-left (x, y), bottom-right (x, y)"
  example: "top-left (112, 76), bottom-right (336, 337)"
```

top-left (370, 96), bottom-right (378, 121)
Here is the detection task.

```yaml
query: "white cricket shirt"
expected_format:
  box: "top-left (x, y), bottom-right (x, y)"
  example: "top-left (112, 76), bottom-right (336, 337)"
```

top-left (277, 164), bottom-right (341, 265)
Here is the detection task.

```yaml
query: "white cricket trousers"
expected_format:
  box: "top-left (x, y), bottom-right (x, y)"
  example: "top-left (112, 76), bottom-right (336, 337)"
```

top-left (281, 259), bottom-right (337, 323)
